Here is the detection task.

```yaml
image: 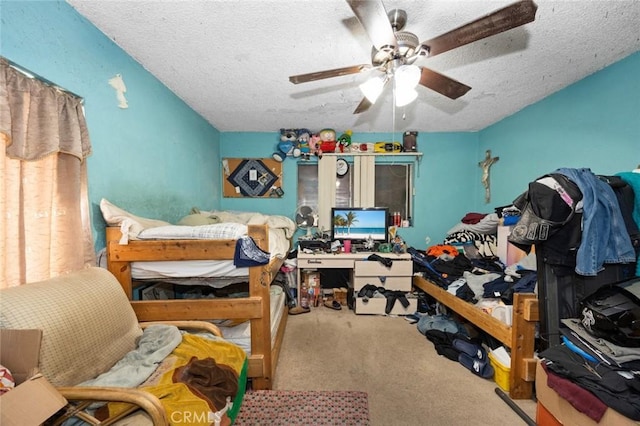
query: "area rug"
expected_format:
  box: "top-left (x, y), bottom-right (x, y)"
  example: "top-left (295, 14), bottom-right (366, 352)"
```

top-left (234, 390), bottom-right (370, 425)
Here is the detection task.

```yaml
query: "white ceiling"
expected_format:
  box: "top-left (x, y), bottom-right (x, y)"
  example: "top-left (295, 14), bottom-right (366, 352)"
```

top-left (66, 0), bottom-right (640, 133)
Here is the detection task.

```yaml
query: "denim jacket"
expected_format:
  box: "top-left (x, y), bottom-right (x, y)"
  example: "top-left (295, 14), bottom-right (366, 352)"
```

top-left (556, 168), bottom-right (635, 276)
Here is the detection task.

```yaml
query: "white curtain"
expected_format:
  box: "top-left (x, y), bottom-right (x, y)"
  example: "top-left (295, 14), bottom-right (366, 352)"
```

top-left (0, 58), bottom-right (95, 288)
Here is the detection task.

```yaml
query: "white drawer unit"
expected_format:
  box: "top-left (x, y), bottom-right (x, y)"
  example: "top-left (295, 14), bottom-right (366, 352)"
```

top-left (353, 259), bottom-right (413, 292)
top-left (354, 259), bottom-right (413, 277)
top-left (353, 276), bottom-right (410, 291)
top-left (355, 295), bottom-right (417, 315)
top-left (353, 256), bottom-right (414, 315)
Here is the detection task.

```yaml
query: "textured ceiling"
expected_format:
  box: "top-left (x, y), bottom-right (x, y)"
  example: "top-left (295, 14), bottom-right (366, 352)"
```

top-left (66, 0), bottom-right (640, 133)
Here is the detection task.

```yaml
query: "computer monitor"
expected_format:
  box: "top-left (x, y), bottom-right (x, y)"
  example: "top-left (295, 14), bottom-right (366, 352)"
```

top-left (330, 207), bottom-right (389, 244)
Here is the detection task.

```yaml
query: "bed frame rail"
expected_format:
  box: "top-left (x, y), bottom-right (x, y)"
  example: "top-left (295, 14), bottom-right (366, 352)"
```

top-left (105, 225), bottom-right (284, 390)
top-left (413, 275), bottom-right (539, 399)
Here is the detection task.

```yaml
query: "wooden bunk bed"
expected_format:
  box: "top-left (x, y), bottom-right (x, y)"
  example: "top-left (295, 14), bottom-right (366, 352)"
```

top-left (413, 275), bottom-right (539, 400)
top-left (105, 224), bottom-right (288, 390)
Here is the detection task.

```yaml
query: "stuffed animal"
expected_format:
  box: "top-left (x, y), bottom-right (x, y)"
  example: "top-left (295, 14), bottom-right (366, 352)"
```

top-left (337, 129), bottom-right (353, 153)
top-left (318, 128), bottom-right (337, 157)
top-left (280, 128), bottom-right (298, 144)
top-left (297, 128), bottom-right (312, 160)
top-left (273, 128), bottom-right (300, 161)
top-left (309, 133), bottom-right (321, 158)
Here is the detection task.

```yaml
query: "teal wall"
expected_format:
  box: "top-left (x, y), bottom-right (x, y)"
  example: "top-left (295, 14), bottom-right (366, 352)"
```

top-left (223, 54), bottom-right (640, 248)
top-left (479, 51), bottom-right (640, 212)
top-left (2, 1), bottom-right (638, 252)
top-left (0, 1), bottom-right (221, 250)
top-left (220, 132), bottom-right (478, 248)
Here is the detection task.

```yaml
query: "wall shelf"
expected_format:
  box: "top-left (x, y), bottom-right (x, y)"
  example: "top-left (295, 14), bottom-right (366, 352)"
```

top-left (316, 152), bottom-right (422, 157)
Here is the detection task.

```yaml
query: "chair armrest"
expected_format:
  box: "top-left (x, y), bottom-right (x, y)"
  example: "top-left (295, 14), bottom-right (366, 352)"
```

top-left (56, 386), bottom-right (168, 425)
top-left (139, 320), bottom-right (223, 337)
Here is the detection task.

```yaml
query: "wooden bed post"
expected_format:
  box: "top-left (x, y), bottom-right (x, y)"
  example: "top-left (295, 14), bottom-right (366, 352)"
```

top-left (508, 293), bottom-right (539, 399)
top-left (248, 225), bottom-right (273, 390)
top-left (105, 227), bottom-right (133, 299)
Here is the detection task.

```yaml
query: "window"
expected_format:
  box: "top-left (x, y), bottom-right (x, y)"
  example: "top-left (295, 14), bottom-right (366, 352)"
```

top-left (297, 160), bottom-right (413, 227)
top-left (297, 164), bottom-right (353, 209)
top-left (374, 164), bottom-right (412, 221)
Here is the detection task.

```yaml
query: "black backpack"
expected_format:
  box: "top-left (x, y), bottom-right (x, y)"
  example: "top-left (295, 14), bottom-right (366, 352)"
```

top-left (508, 173), bottom-right (582, 251)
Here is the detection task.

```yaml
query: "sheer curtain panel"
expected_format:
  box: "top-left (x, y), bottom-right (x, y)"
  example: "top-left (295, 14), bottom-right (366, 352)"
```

top-left (0, 58), bottom-right (94, 288)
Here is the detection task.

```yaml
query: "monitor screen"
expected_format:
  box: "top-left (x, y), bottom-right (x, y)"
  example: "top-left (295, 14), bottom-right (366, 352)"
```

top-left (331, 207), bottom-right (389, 243)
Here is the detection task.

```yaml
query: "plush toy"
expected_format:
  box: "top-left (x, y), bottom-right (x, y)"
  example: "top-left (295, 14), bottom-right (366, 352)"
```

top-left (318, 128), bottom-right (337, 157)
top-left (281, 128), bottom-right (298, 144)
top-left (297, 128), bottom-right (312, 160)
top-left (309, 133), bottom-right (321, 158)
top-left (337, 129), bottom-right (353, 153)
top-left (273, 128), bottom-right (301, 162)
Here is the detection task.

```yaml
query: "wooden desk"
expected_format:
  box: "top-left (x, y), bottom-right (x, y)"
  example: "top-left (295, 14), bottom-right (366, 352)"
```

top-left (296, 251), bottom-right (412, 313)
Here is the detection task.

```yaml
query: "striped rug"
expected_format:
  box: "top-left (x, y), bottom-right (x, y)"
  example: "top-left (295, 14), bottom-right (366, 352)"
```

top-left (234, 390), bottom-right (370, 425)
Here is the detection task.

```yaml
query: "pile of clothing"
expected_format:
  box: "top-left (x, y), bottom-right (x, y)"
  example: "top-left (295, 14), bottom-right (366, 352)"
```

top-left (408, 245), bottom-right (537, 306)
top-left (539, 277), bottom-right (640, 422)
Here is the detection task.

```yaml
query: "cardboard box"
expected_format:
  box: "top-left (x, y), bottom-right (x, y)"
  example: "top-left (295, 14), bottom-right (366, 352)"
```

top-left (0, 329), bottom-right (42, 384)
top-left (0, 374), bottom-right (68, 425)
top-left (535, 361), bottom-right (635, 426)
top-left (333, 288), bottom-right (348, 306)
top-left (0, 329), bottom-right (67, 425)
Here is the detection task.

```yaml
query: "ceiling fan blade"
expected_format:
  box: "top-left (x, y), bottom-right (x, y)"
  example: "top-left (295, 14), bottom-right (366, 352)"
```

top-left (289, 64), bottom-right (370, 84)
top-left (353, 97), bottom-right (373, 114)
top-left (346, 0), bottom-right (397, 51)
top-left (419, 67), bottom-right (471, 100)
top-left (421, 0), bottom-right (538, 58)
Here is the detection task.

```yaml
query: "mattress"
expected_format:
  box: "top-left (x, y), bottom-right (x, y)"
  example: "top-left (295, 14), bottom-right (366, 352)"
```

top-left (215, 287), bottom-right (286, 355)
top-left (130, 225), bottom-right (290, 282)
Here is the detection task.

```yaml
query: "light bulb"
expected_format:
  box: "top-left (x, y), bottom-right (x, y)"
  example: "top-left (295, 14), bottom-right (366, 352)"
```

top-left (395, 88), bottom-right (418, 107)
top-left (395, 65), bottom-right (421, 89)
top-left (359, 75), bottom-right (386, 103)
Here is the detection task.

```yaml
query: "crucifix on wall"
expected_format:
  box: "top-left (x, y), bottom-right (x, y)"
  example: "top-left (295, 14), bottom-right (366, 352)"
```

top-left (479, 150), bottom-right (499, 204)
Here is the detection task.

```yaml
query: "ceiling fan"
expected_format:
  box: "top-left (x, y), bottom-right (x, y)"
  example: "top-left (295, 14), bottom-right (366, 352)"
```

top-left (289, 0), bottom-right (538, 114)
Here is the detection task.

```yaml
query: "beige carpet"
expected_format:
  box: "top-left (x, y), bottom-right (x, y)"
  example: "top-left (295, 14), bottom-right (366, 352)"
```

top-left (273, 306), bottom-right (537, 426)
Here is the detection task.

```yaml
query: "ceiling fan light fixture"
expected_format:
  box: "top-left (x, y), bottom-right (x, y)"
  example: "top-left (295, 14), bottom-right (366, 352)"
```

top-left (394, 64), bottom-right (421, 89)
top-left (395, 87), bottom-right (418, 107)
top-left (359, 74), bottom-right (387, 103)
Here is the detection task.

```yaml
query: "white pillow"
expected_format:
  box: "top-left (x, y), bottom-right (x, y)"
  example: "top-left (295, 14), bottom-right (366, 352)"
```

top-left (203, 210), bottom-right (260, 224)
top-left (100, 198), bottom-right (171, 243)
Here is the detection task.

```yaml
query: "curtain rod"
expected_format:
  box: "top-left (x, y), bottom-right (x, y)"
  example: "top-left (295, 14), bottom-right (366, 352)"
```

top-left (1, 56), bottom-right (84, 103)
